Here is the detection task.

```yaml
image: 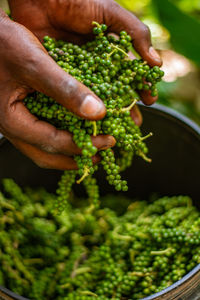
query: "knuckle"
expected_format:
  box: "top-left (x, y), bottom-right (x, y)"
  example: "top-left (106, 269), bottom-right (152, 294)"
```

top-left (33, 158), bottom-right (51, 169)
top-left (62, 76), bottom-right (79, 99)
top-left (41, 129), bottom-right (59, 154)
top-left (140, 24), bottom-right (151, 38)
top-left (40, 143), bottom-right (57, 154)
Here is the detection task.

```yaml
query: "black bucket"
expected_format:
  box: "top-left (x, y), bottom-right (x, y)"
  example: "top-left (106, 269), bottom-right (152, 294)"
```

top-left (0, 103), bottom-right (199, 300)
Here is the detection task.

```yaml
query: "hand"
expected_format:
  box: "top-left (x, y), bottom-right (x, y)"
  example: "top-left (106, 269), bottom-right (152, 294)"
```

top-left (8, 0), bottom-right (162, 124)
top-left (0, 9), bottom-right (115, 170)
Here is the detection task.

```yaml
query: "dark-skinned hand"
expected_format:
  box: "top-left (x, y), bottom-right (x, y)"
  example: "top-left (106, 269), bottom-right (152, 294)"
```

top-left (0, 0), bottom-right (162, 170)
top-left (8, 0), bottom-right (162, 105)
top-left (0, 9), bottom-right (113, 170)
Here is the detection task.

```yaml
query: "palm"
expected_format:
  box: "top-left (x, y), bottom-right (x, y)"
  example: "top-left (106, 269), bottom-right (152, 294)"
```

top-left (10, 0), bottom-right (107, 43)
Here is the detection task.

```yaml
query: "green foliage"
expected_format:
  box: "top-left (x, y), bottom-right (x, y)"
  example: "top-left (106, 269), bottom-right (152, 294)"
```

top-left (158, 81), bottom-right (200, 125)
top-left (172, 0), bottom-right (200, 16)
top-left (116, 0), bottom-right (150, 13)
top-left (153, 0), bottom-right (200, 65)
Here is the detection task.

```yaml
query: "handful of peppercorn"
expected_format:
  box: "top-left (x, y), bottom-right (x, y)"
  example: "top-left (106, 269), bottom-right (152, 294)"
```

top-left (24, 22), bottom-right (164, 214)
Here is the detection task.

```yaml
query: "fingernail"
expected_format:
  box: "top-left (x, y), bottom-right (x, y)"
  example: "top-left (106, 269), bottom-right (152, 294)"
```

top-left (130, 106), bottom-right (143, 126)
top-left (99, 136), bottom-right (116, 150)
top-left (81, 95), bottom-right (105, 118)
top-left (149, 47), bottom-right (162, 64)
top-left (133, 115), bottom-right (142, 127)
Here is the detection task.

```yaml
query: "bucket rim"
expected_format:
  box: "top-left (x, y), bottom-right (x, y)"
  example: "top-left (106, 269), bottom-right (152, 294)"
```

top-left (142, 264), bottom-right (200, 300)
top-left (0, 103), bottom-right (200, 144)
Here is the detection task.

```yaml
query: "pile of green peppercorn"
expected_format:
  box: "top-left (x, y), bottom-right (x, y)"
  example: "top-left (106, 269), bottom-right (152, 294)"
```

top-left (0, 179), bottom-right (199, 300)
top-left (24, 22), bottom-right (164, 214)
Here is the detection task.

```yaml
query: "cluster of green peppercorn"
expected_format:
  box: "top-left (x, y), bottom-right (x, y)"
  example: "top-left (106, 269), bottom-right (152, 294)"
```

top-left (24, 22), bottom-right (164, 214)
top-left (0, 179), bottom-right (199, 300)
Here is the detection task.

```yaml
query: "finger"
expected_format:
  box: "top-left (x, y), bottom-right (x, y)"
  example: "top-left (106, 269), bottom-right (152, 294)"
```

top-left (27, 53), bottom-right (106, 120)
top-left (105, 1), bottom-right (162, 67)
top-left (91, 135), bottom-right (116, 151)
top-left (128, 51), bottom-right (136, 60)
top-left (59, 134), bottom-right (116, 155)
top-left (5, 19), bottom-right (106, 120)
top-left (4, 99), bottom-right (115, 156)
top-left (139, 90), bottom-right (158, 106)
top-left (130, 105), bottom-right (143, 127)
top-left (10, 137), bottom-right (78, 170)
top-left (127, 51), bottom-right (157, 105)
top-left (8, 137), bottom-right (101, 170)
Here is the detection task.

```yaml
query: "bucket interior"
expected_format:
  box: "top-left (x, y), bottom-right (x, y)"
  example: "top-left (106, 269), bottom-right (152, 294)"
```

top-left (0, 104), bottom-right (200, 300)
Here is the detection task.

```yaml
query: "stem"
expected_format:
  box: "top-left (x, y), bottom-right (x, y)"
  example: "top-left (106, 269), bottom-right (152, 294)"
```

top-left (85, 204), bottom-right (95, 214)
top-left (112, 226), bottom-right (132, 241)
top-left (77, 167), bottom-right (90, 184)
top-left (1, 215), bottom-right (14, 224)
top-left (138, 151), bottom-right (152, 163)
top-left (111, 44), bottom-right (129, 57)
top-left (74, 267), bottom-right (91, 276)
top-left (129, 249), bottom-right (137, 265)
top-left (98, 216), bottom-right (109, 231)
top-left (80, 291), bottom-right (98, 297)
top-left (57, 226), bottom-right (68, 235)
top-left (60, 282), bottom-right (71, 289)
top-left (151, 248), bottom-right (172, 255)
top-left (92, 21), bottom-right (101, 28)
top-left (107, 49), bottom-right (116, 58)
top-left (140, 132), bottom-right (153, 141)
top-left (128, 201), bottom-right (140, 211)
top-left (0, 197), bottom-right (15, 210)
top-left (131, 271), bottom-right (155, 277)
top-left (136, 232), bottom-right (150, 239)
top-left (92, 121), bottom-right (97, 136)
top-left (121, 99), bottom-right (138, 112)
top-left (71, 252), bottom-right (88, 278)
top-left (113, 232), bottom-right (132, 241)
top-left (3, 263), bottom-right (28, 285)
top-left (108, 99), bottom-right (138, 114)
top-left (13, 255), bottom-right (34, 282)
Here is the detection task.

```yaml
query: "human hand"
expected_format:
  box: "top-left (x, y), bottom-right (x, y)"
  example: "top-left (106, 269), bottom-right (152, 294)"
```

top-left (8, 0), bottom-right (162, 125)
top-left (0, 9), bottom-right (115, 170)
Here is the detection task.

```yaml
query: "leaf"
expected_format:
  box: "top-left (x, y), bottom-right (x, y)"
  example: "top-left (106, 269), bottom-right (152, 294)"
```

top-left (152, 0), bottom-right (200, 65)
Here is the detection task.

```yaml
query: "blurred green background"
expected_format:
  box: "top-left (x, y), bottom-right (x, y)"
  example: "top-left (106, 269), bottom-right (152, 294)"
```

top-left (1, 0), bottom-right (200, 124)
top-left (116, 0), bottom-right (200, 124)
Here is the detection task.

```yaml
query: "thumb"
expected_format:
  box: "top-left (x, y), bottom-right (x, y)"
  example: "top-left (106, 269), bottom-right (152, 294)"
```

top-left (25, 49), bottom-right (106, 120)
